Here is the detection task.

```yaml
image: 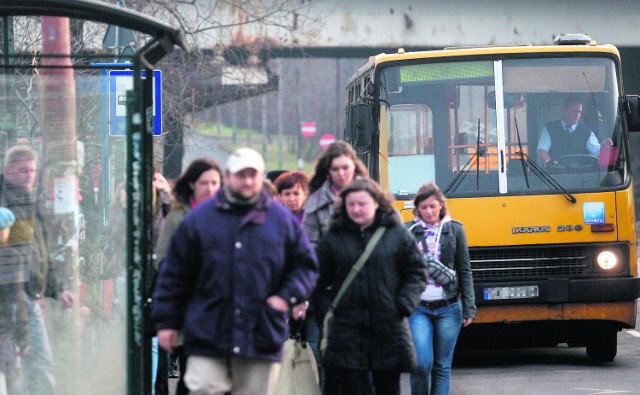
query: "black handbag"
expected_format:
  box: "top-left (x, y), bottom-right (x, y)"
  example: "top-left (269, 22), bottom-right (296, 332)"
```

top-left (423, 251), bottom-right (456, 285)
top-left (409, 222), bottom-right (456, 285)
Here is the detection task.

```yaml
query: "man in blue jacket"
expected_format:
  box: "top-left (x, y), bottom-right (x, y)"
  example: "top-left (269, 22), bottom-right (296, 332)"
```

top-left (153, 147), bottom-right (318, 395)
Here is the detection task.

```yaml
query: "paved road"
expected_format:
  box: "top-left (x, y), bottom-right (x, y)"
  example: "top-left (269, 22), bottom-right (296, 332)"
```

top-left (182, 130), bottom-right (230, 170)
top-left (172, 137), bottom-right (640, 393)
top-left (448, 305), bottom-right (640, 395)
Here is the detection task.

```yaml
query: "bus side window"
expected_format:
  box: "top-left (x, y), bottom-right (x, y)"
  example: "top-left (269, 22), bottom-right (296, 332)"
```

top-left (388, 104), bottom-right (433, 155)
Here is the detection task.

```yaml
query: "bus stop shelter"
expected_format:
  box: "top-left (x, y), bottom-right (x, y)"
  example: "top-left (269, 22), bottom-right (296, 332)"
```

top-left (0, 1), bottom-right (187, 393)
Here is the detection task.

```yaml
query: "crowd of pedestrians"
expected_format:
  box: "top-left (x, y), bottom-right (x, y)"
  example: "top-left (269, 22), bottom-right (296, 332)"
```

top-left (151, 142), bottom-right (476, 395)
top-left (0, 141), bottom-right (475, 395)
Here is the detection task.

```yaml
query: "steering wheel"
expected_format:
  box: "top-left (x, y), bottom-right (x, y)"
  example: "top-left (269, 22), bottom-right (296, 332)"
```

top-left (547, 154), bottom-right (599, 173)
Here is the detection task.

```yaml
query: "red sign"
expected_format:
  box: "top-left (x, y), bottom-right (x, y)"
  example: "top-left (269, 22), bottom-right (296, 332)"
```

top-left (319, 133), bottom-right (336, 150)
top-left (301, 121), bottom-right (317, 137)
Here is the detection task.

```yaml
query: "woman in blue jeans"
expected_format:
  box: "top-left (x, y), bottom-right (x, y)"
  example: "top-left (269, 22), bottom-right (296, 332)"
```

top-left (406, 182), bottom-right (476, 395)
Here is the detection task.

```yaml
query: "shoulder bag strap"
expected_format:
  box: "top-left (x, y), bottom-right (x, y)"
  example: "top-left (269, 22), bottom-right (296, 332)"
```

top-left (329, 226), bottom-right (386, 311)
top-left (408, 222), bottom-right (429, 253)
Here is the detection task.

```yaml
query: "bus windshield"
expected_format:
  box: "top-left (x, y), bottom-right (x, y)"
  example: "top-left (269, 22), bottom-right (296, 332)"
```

top-left (378, 56), bottom-right (624, 198)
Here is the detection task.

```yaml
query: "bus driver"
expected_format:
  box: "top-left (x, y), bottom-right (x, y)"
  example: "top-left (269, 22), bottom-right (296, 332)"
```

top-left (536, 96), bottom-right (607, 167)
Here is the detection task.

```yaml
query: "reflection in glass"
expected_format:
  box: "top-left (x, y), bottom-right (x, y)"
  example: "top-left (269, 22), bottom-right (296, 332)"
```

top-left (0, 69), bottom-right (127, 394)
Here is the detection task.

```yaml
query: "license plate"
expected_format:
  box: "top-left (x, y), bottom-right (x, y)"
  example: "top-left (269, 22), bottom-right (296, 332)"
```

top-left (484, 285), bottom-right (539, 300)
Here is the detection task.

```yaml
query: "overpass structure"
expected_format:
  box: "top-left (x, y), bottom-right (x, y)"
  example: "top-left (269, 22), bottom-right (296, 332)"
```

top-left (294, 0), bottom-right (640, 49)
top-left (221, 0), bottom-right (640, 91)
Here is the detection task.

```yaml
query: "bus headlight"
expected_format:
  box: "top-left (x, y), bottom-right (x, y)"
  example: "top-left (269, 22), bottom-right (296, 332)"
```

top-left (596, 250), bottom-right (618, 270)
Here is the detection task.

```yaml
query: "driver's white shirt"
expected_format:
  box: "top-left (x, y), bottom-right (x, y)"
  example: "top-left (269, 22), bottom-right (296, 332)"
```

top-left (537, 121), bottom-right (601, 156)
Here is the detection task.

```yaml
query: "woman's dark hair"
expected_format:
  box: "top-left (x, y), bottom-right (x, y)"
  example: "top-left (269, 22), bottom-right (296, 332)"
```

top-left (274, 171), bottom-right (309, 195)
top-left (332, 178), bottom-right (396, 221)
top-left (412, 181), bottom-right (448, 220)
top-left (173, 158), bottom-right (222, 204)
top-left (308, 141), bottom-right (368, 194)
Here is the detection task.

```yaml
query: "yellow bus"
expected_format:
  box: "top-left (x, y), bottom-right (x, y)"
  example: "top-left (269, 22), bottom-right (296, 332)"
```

top-left (344, 33), bottom-right (640, 362)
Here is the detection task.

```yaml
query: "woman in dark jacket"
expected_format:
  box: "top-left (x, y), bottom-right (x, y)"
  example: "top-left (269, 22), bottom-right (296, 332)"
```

top-left (154, 158), bottom-right (222, 395)
top-left (406, 181), bottom-right (476, 395)
top-left (315, 178), bottom-right (426, 395)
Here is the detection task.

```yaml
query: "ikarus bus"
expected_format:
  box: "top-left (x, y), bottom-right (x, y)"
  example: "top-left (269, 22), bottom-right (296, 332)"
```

top-left (344, 33), bottom-right (640, 362)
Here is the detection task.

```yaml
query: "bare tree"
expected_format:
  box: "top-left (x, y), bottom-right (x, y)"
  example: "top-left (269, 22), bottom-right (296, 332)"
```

top-left (111, 0), bottom-right (325, 177)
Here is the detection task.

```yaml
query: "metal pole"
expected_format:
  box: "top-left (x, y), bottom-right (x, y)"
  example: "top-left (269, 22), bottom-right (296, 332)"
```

top-left (261, 95), bottom-right (267, 159)
top-left (1, 16), bottom-right (15, 151)
top-left (247, 98), bottom-right (252, 146)
top-left (216, 106), bottom-right (222, 136)
top-left (40, 15), bottom-right (80, 394)
top-left (295, 67), bottom-right (303, 169)
top-left (232, 101), bottom-right (237, 145)
top-left (127, 58), bottom-right (154, 395)
top-left (277, 59), bottom-right (283, 169)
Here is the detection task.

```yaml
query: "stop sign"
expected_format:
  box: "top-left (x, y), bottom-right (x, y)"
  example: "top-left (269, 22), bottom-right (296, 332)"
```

top-left (301, 121), bottom-right (317, 137)
top-left (319, 133), bottom-right (336, 150)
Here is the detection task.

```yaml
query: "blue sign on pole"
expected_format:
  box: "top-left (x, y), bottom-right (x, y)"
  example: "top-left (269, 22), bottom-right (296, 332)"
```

top-left (108, 70), bottom-right (162, 136)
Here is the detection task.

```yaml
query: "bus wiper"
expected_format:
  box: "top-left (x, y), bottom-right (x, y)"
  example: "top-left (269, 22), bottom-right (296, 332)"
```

top-left (583, 72), bottom-right (604, 137)
top-left (514, 114), bottom-right (530, 188)
top-left (513, 115), bottom-right (576, 203)
top-left (475, 118), bottom-right (484, 190)
top-left (445, 119), bottom-right (485, 194)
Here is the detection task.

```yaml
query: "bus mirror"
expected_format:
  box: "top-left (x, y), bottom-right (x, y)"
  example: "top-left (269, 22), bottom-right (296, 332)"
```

top-left (487, 91), bottom-right (515, 109)
top-left (626, 95), bottom-right (640, 131)
top-left (351, 103), bottom-right (372, 147)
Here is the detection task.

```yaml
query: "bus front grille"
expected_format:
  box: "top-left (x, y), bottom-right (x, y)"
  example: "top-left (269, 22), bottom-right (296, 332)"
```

top-left (469, 246), bottom-right (589, 280)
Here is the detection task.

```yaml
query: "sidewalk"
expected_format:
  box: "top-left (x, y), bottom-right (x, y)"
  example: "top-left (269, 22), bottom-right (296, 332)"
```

top-left (182, 130), bottom-right (231, 170)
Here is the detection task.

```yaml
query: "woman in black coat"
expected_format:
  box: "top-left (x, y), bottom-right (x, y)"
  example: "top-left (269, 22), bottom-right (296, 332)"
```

top-left (315, 178), bottom-right (427, 395)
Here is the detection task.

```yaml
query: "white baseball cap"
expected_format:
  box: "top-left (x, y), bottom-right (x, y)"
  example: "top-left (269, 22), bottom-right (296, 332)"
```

top-left (225, 147), bottom-right (265, 174)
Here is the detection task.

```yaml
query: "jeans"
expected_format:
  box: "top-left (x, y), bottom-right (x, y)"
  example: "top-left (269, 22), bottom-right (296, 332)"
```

top-left (304, 313), bottom-right (319, 357)
top-left (409, 301), bottom-right (463, 395)
top-left (22, 297), bottom-right (57, 395)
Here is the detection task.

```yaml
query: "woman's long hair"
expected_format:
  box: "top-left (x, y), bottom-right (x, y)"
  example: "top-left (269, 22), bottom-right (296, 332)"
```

top-left (332, 178), bottom-right (397, 222)
top-left (308, 141), bottom-right (368, 194)
top-left (173, 158), bottom-right (222, 204)
top-left (412, 181), bottom-right (448, 220)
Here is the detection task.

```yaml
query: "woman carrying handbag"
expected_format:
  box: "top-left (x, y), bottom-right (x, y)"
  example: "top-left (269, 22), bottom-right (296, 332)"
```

top-left (315, 178), bottom-right (427, 395)
top-left (405, 182), bottom-right (476, 395)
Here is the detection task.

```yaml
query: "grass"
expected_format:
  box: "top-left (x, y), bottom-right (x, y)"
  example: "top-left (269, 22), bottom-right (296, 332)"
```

top-left (194, 122), bottom-right (318, 175)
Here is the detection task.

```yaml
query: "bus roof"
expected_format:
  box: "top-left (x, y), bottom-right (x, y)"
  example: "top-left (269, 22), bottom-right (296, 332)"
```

top-left (346, 43), bottom-right (620, 87)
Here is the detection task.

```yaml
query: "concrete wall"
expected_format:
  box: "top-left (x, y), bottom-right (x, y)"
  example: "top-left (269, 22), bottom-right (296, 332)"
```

top-left (293, 0), bottom-right (640, 48)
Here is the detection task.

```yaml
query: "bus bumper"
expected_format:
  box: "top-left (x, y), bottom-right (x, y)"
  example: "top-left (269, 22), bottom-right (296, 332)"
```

top-left (473, 277), bottom-right (640, 327)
